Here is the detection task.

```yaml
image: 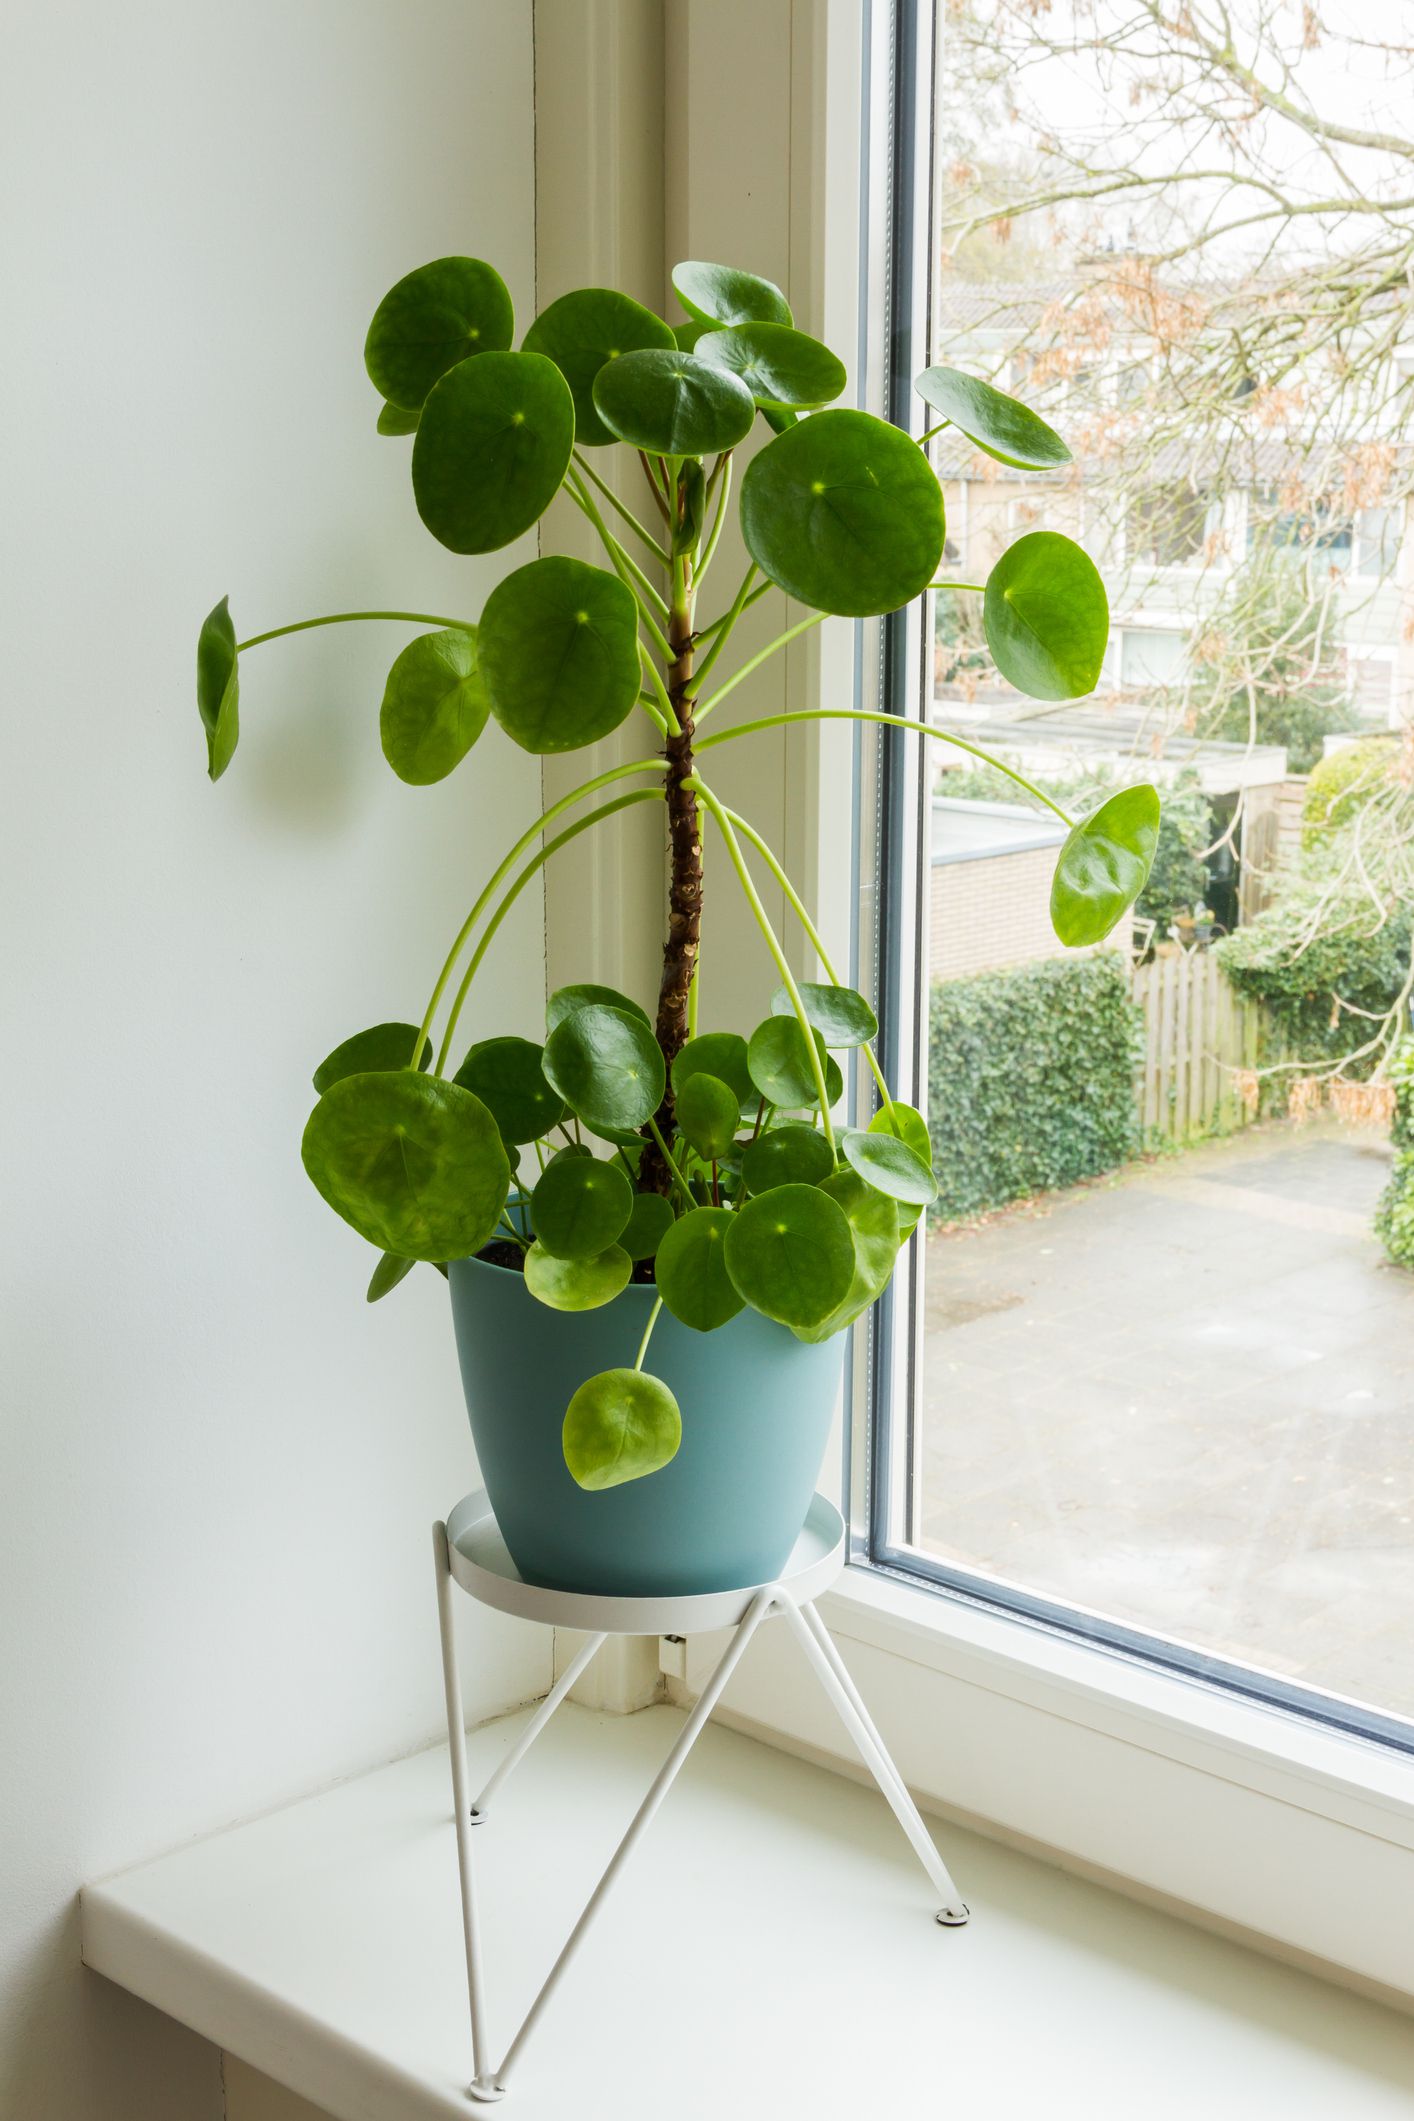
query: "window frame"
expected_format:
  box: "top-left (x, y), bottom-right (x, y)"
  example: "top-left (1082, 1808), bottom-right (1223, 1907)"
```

top-left (695, 0), bottom-right (1414, 2002)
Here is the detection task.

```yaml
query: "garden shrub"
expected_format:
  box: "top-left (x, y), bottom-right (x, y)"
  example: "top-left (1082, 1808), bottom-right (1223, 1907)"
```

top-left (1215, 881), bottom-right (1412, 1075)
top-left (927, 951), bottom-right (1142, 1222)
top-left (1303, 735), bottom-right (1401, 849)
top-left (1375, 1045), bottom-right (1414, 1272)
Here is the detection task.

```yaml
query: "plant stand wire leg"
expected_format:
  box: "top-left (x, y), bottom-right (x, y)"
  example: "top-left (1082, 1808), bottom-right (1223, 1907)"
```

top-left (472, 1631), bottom-right (608, 1822)
top-left (432, 1522), bottom-right (497, 2097)
top-left (486, 1586), bottom-right (781, 2098)
top-left (783, 1598), bottom-right (969, 1925)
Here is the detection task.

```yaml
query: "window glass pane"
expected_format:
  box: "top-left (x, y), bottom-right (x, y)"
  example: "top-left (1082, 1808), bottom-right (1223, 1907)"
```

top-left (873, 0), bottom-right (1414, 1745)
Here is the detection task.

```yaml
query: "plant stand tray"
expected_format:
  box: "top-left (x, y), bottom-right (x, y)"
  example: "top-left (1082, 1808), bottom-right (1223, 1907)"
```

top-left (433, 1489), bottom-right (969, 2104)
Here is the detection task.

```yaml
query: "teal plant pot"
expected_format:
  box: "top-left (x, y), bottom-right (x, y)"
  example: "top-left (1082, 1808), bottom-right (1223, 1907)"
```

top-left (448, 1254), bottom-right (845, 1596)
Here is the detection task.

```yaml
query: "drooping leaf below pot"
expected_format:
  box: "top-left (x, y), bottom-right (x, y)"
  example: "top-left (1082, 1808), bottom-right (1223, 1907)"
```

top-left (562, 1367), bottom-right (682, 1490)
top-left (366, 1251), bottom-right (416, 1303)
top-left (301, 1072), bottom-right (510, 1262)
top-left (983, 531), bottom-right (1108, 701)
top-left (412, 350), bottom-right (574, 555)
top-left (478, 556), bottom-right (641, 753)
top-left (196, 597), bottom-right (240, 781)
top-left (1050, 784), bottom-right (1161, 946)
top-left (380, 628), bottom-right (489, 785)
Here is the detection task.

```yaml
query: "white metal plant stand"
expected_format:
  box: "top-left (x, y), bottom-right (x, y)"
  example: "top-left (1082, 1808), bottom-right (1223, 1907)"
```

top-left (433, 1490), bottom-right (969, 2104)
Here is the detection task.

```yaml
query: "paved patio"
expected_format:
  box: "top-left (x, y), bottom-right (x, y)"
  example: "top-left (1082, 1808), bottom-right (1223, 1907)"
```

top-left (919, 1122), bottom-right (1414, 1726)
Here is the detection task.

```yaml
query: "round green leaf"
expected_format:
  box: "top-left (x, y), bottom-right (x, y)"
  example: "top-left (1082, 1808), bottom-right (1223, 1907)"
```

top-left (841, 1128), bottom-right (938, 1207)
top-left (376, 401), bottom-right (419, 437)
top-left (696, 323), bottom-right (846, 410)
top-left (453, 1036), bottom-right (565, 1144)
top-left (563, 1367), bottom-right (682, 1490)
top-left (524, 1241), bottom-right (631, 1312)
top-left (620, 1190), bottom-right (675, 1262)
top-left (522, 287), bottom-right (676, 447)
top-left (741, 1122), bottom-right (834, 1194)
top-left (740, 410), bottom-right (945, 618)
top-left (915, 364), bottom-right (1070, 471)
top-left (793, 1168), bottom-right (901, 1343)
top-left (530, 1155), bottom-right (633, 1260)
top-left (478, 555), bottom-right (641, 754)
top-left (672, 261), bottom-right (792, 329)
top-left (366, 1251), bottom-right (416, 1303)
top-left (1050, 784), bottom-right (1161, 946)
top-left (547, 983), bottom-right (651, 1032)
top-left (543, 1004), bottom-right (666, 1134)
top-left (379, 628), bottom-right (489, 785)
top-left (868, 1099), bottom-right (932, 1237)
top-left (770, 980), bottom-right (878, 1048)
top-left (196, 596), bottom-right (239, 782)
top-left (984, 531), bottom-right (1109, 701)
top-left (313, 1021), bottom-right (429, 1094)
top-left (365, 257), bottom-right (514, 411)
top-left (592, 349), bottom-right (755, 457)
top-left (655, 1206), bottom-right (744, 1332)
top-left (747, 1016), bottom-right (832, 1110)
top-left (301, 1073), bottom-right (509, 1263)
top-left (672, 1032), bottom-right (753, 1109)
top-left (674, 1073), bottom-right (741, 1162)
top-left (723, 1183), bottom-right (855, 1330)
top-left (412, 350), bottom-right (574, 556)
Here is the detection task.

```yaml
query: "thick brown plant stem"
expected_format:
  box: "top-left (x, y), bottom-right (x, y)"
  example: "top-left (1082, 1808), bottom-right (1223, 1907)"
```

top-left (640, 566), bottom-right (702, 1195)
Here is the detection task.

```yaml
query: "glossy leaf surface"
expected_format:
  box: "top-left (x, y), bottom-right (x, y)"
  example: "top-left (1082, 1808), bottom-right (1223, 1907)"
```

top-left (376, 401), bottom-right (419, 436)
top-left (841, 1127), bottom-right (938, 1207)
top-left (479, 555), bottom-right (640, 753)
top-left (530, 1155), bottom-right (633, 1259)
top-left (655, 1206), bottom-right (744, 1332)
top-left (793, 1168), bottom-right (900, 1343)
top-left (313, 1022), bottom-right (428, 1094)
top-left (696, 323), bottom-right (846, 410)
top-left (196, 597), bottom-right (239, 782)
top-left (563, 1367), bottom-right (682, 1489)
top-left (747, 1017), bottom-right (832, 1110)
top-left (379, 628), bottom-right (489, 785)
top-left (412, 351), bottom-right (574, 555)
top-left (547, 983), bottom-right (651, 1032)
top-left (543, 1004), bottom-right (666, 1135)
top-left (522, 287), bottom-right (675, 447)
top-left (592, 348), bottom-right (755, 457)
top-left (453, 1036), bottom-right (565, 1144)
top-left (741, 410), bottom-right (945, 617)
top-left (674, 1073), bottom-right (741, 1161)
top-left (524, 1241), bottom-right (631, 1311)
top-left (365, 256), bottom-right (514, 410)
top-left (741, 1122), bottom-right (834, 1194)
top-left (915, 364), bottom-right (1070, 470)
top-left (672, 261), bottom-right (792, 329)
top-left (672, 1032), bottom-right (753, 1109)
top-left (724, 1183), bottom-right (855, 1330)
top-left (1050, 784), bottom-right (1161, 946)
top-left (619, 1191), bottom-right (674, 1262)
top-left (984, 532), bottom-right (1109, 701)
top-left (366, 1251), bottom-right (416, 1303)
top-left (868, 1099), bottom-right (932, 1236)
top-left (770, 980), bottom-right (878, 1048)
top-left (301, 1073), bottom-right (509, 1263)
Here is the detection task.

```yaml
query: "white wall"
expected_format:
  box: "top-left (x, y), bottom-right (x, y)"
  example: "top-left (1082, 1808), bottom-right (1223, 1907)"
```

top-left (0, 8), bottom-right (547, 2117)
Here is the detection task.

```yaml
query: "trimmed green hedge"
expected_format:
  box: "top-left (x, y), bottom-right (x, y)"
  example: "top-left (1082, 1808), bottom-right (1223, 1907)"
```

top-left (927, 952), bottom-right (1142, 1222)
top-left (1375, 1045), bottom-right (1414, 1272)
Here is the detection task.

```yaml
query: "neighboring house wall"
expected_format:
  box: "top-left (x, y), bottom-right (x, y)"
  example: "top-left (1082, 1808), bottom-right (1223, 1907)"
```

top-left (931, 844), bottom-right (1075, 980)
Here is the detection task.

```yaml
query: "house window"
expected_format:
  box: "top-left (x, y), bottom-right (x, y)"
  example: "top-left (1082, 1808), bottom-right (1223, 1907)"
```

top-left (862, 0), bottom-right (1414, 1757)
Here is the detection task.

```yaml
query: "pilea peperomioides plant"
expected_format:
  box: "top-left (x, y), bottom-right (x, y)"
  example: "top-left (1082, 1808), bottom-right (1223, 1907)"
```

top-left (196, 255), bottom-right (1158, 1492)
